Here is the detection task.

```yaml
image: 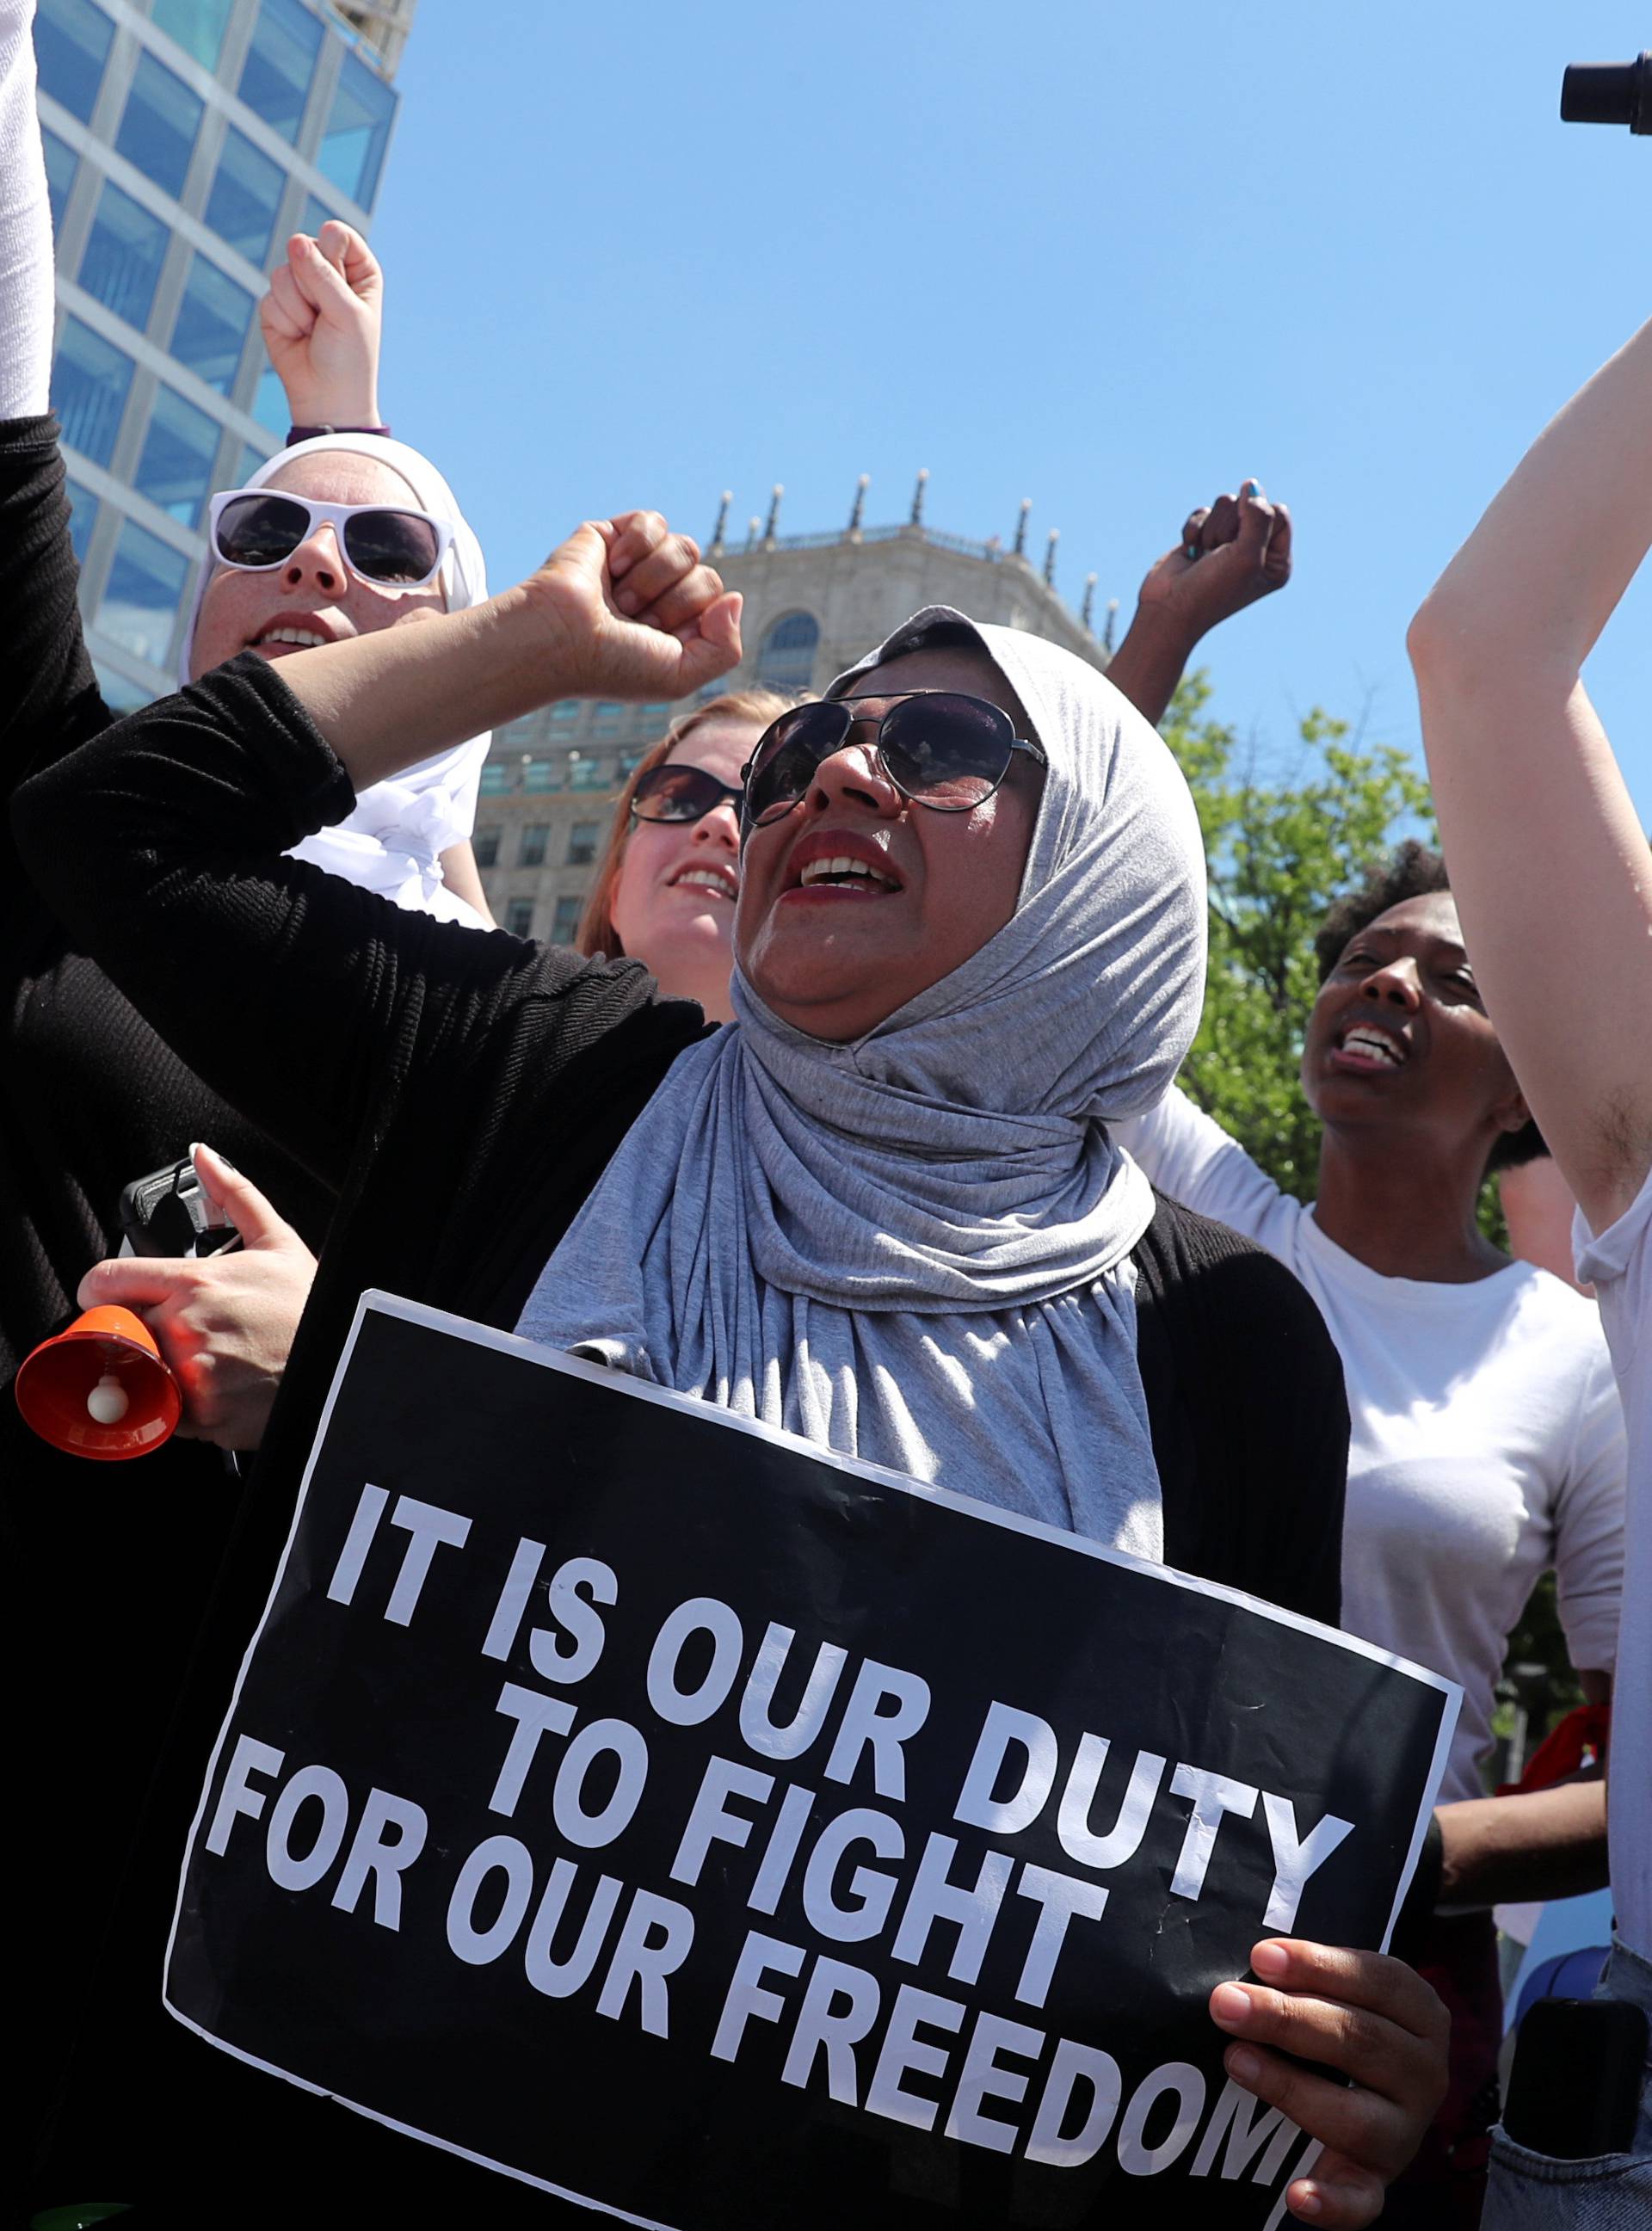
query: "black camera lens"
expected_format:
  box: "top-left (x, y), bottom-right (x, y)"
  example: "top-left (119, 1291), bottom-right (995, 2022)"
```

top-left (1561, 54), bottom-right (1651, 133)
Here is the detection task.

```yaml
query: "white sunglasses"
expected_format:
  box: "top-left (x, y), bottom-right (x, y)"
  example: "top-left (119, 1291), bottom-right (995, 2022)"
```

top-left (206, 488), bottom-right (454, 589)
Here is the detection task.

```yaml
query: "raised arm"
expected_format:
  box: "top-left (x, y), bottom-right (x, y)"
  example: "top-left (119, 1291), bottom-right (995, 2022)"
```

top-left (1, 0), bottom-right (108, 794)
top-left (1106, 480), bottom-right (1292, 730)
top-left (11, 521), bottom-right (740, 1185)
top-left (1409, 314), bottom-right (1652, 1236)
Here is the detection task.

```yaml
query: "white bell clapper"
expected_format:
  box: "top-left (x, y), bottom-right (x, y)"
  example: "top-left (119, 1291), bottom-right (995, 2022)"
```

top-left (86, 1372), bottom-right (132, 1425)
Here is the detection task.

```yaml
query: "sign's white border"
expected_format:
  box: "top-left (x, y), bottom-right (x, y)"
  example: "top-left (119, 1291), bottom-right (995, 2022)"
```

top-left (161, 1292), bottom-right (1462, 2228)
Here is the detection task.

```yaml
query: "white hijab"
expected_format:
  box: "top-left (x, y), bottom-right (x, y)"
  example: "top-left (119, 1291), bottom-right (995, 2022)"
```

top-left (517, 608), bottom-right (1209, 1557)
top-left (182, 433), bottom-right (491, 928)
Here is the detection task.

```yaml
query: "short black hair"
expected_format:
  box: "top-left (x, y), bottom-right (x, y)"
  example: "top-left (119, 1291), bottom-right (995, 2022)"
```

top-left (1314, 840), bottom-right (1545, 1173)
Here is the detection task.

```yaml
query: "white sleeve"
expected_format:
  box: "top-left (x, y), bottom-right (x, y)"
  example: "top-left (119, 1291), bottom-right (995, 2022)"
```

top-left (1552, 1336), bottom-right (1627, 1679)
top-left (1, 0), bottom-right (52, 420)
top-left (1112, 1083), bottom-right (1294, 1253)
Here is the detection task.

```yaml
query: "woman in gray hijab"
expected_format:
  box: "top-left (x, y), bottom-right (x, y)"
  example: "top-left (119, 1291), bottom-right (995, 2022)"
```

top-left (19, 515), bottom-right (1446, 2225)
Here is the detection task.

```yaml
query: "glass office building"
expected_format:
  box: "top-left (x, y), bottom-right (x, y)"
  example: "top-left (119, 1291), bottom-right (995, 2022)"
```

top-left (35, 0), bottom-right (406, 706)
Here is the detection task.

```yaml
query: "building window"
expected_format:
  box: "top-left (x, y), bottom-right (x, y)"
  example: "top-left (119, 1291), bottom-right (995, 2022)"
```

top-left (755, 609), bottom-right (819, 690)
top-left (170, 252), bottom-right (255, 395)
top-left (232, 439), bottom-right (271, 485)
top-left (318, 52), bottom-right (396, 211)
top-left (92, 658), bottom-right (150, 712)
top-left (519, 823), bottom-right (549, 868)
top-left (97, 519), bottom-right (189, 666)
top-left (115, 52), bottom-right (204, 199)
top-left (570, 757), bottom-right (611, 792)
top-left (472, 829), bottom-right (499, 869)
top-left (237, 0), bottom-right (322, 144)
top-left (205, 127), bottom-right (287, 266)
top-left (53, 317), bottom-right (133, 466)
top-left (151, 0), bottom-right (234, 70)
top-left (134, 385), bottom-right (221, 526)
top-left (593, 701), bottom-right (621, 730)
top-left (522, 758), bottom-right (558, 794)
top-left (65, 478), bottom-right (100, 568)
top-left (478, 764), bottom-right (509, 797)
top-left (77, 181), bottom-right (171, 332)
top-left (250, 361), bottom-right (287, 434)
top-left (549, 699), bottom-right (580, 728)
top-left (300, 193), bottom-right (336, 238)
top-left (567, 822), bottom-right (600, 866)
top-left (34, 0), bottom-right (113, 123)
top-left (41, 128), bottom-right (78, 232)
top-left (552, 896), bottom-right (583, 945)
top-left (505, 897), bottom-right (535, 939)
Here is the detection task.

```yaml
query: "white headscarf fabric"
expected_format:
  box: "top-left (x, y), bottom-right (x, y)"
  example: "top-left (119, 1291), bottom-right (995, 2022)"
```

top-left (516, 607), bottom-right (1208, 1559)
top-left (181, 433), bottom-right (491, 928)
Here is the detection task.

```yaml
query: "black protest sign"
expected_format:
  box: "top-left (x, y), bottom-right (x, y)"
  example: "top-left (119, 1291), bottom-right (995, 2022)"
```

top-left (166, 1295), bottom-right (1457, 2230)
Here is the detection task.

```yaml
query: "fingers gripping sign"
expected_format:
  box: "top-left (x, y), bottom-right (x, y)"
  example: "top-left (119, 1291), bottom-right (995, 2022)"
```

top-left (259, 222), bottom-right (384, 429)
top-left (77, 1145), bottom-right (319, 1452)
top-left (1209, 1937), bottom-right (1450, 2227)
top-left (527, 514), bottom-right (743, 706)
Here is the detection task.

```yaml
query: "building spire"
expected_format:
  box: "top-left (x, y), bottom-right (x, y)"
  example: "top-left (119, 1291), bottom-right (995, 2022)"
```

top-left (1081, 573), bottom-right (1096, 629)
top-left (909, 466), bottom-right (929, 527)
top-left (848, 473), bottom-right (868, 537)
top-left (1013, 497), bottom-right (1031, 558)
top-left (1043, 527), bottom-right (1060, 584)
top-left (1104, 598), bottom-right (1119, 653)
top-left (709, 490), bottom-right (730, 552)
top-left (763, 484), bottom-right (784, 544)
top-left (745, 515), bottom-right (761, 552)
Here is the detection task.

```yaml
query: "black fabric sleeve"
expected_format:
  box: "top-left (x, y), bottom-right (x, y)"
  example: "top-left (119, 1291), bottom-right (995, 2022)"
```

top-left (0, 414), bottom-right (109, 834)
top-left (10, 650), bottom-right (693, 1193)
top-left (1138, 1195), bottom-right (1349, 1627)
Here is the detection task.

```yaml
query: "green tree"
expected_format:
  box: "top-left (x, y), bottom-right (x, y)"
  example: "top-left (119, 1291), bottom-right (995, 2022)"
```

top-left (1160, 673), bottom-right (1435, 1198)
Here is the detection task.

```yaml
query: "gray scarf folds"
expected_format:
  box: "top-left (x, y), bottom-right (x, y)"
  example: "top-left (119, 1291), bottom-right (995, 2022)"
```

top-left (517, 607), bottom-right (1207, 1559)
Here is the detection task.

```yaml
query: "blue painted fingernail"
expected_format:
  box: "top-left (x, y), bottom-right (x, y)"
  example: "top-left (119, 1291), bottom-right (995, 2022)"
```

top-left (1243, 478), bottom-right (1263, 499)
top-left (1183, 543), bottom-right (1200, 561)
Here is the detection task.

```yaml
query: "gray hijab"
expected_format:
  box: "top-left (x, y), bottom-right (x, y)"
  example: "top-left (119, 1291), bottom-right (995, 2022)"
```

top-left (516, 607), bottom-right (1207, 1558)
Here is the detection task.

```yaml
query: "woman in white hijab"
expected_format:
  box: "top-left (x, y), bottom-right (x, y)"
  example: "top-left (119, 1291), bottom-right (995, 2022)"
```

top-left (26, 505), bottom-right (1450, 2225)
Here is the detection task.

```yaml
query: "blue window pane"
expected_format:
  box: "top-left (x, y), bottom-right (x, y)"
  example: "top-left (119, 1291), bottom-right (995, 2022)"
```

top-left (250, 361), bottom-right (287, 435)
top-left (53, 317), bottom-right (133, 466)
top-left (234, 439), bottom-right (273, 484)
top-left (41, 128), bottom-right (78, 232)
top-left (134, 386), bottom-right (222, 526)
top-left (318, 52), bottom-right (395, 209)
top-left (237, 0), bottom-right (320, 143)
top-left (170, 252), bottom-right (254, 394)
top-left (98, 519), bottom-right (189, 665)
top-left (92, 659), bottom-right (151, 712)
top-left (77, 180), bottom-right (170, 331)
top-left (205, 126), bottom-right (287, 264)
top-left (115, 52), bottom-right (203, 197)
top-left (150, 0), bottom-right (233, 71)
top-left (34, 0), bottom-right (113, 123)
top-left (65, 478), bottom-right (100, 567)
top-left (300, 193), bottom-right (336, 238)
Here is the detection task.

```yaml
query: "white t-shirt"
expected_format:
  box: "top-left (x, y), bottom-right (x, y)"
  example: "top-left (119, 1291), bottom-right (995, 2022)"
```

top-left (1574, 1174), bottom-right (1652, 1958)
top-left (1116, 1088), bottom-right (1626, 1807)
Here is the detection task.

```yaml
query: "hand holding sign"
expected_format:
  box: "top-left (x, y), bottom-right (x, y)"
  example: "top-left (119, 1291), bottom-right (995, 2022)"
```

top-left (166, 1298), bottom-right (1458, 2228)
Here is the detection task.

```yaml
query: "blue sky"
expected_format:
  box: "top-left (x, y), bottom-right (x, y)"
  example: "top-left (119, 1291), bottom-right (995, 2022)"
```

top-left (370, 0), bottom-right (1652, 809)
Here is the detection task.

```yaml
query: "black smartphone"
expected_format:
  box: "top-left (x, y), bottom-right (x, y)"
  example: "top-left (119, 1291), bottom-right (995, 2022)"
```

top-left (1503, 1996), bottom-right (1649, 2159)
top-left (118, 1155), bottom-right (237, 1259)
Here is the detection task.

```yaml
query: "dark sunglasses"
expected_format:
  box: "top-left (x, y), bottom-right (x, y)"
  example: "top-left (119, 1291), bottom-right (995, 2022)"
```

top-left (741, 692), bottom-right (1046, 829)
top-left (207, 490), bottom-right (453, 589)
top-left (630, 762), bottom-right (745, 823)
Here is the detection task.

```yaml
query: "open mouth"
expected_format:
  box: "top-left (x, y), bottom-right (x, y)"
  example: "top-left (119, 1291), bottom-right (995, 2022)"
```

top-left (796, 855), bottom-right (901, 893)
top-left (1334, 1024), bottom-right (1408, 1072)
top-left (245, 614), bottom-right (341, 655)
top-left (670, 865), bottom-right (737, 901)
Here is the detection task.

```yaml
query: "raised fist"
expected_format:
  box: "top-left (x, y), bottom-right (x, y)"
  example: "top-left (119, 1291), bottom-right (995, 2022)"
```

top-left (1137, 480), bottom-right (1293, 645)
top-left (259, 221), bottom-right (384, 430)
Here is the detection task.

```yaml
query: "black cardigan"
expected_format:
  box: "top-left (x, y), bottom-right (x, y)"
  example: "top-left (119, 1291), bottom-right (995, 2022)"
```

top-left (11, 430), bottom-right (1349, 2216)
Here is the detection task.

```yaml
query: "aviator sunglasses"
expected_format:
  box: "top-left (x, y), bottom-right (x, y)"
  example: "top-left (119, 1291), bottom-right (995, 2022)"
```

top-left (207, 490), bottom-right (455, 589)
top-left (741, 692), bottom-right (1047, 829)
top-left (630, 762), bottom-right (745, 823)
